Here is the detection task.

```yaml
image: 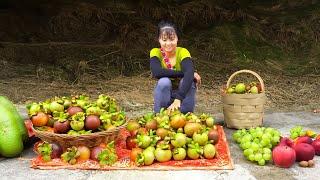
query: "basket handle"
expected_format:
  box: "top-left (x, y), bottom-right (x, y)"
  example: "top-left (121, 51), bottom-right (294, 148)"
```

top-left (226, 69), bottom-right (265, 92)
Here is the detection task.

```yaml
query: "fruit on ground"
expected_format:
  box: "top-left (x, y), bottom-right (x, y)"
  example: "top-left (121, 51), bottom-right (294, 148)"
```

top-left (294, 143), bottom-right (315, 162)
top-left (295, 136), bottom-right (313, 145)
top-left (311, 139), bottom-right (320, 155)
top-left (0, 96), bottom-right (28, 142)
top-left (0, 100), bottom-right (24, 157)
top-left (272, 137), bottom-right (296, 168)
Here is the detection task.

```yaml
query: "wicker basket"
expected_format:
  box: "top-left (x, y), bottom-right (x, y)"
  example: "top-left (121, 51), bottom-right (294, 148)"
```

top-left (32, 121), bottom-right (127, 149)
top-left (221, 70), bottom-right (266, 129)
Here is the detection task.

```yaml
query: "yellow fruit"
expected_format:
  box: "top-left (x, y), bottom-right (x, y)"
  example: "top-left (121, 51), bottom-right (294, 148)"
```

top-left (306, 130), bottom-right (316, 138)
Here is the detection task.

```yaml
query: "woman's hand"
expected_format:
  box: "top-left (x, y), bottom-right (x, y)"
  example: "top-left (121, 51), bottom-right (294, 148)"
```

top-left (167, 99), bottom-right (181, 113)
top-left (194, 72), bottom-right (201, 88)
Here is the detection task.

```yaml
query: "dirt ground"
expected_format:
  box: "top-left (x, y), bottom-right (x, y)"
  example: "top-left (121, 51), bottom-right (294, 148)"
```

top-left (0, 70), bottom-right (319, 116)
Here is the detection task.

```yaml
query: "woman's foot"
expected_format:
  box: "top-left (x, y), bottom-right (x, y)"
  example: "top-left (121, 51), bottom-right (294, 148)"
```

top-left (313, 109), bottom-right (320, 113)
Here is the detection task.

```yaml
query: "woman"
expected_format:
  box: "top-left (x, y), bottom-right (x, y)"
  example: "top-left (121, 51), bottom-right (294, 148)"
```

top-left (150, 20), bottom-right (201, 114)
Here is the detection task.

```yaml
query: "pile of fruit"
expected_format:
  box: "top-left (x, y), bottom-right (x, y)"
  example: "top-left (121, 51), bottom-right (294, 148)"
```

top-left (233, 126), bottom-right (320, 168)
top-left (290, 125), bottom-right (317, 139)
top-left (27, 94), bottom-right (126, 135)
top-left (278, 126), bottom-right (320, 168)
top-left (232, 127), bottom-right (281, 165)
top-left (125, 109), bottom-right (219, 166)
top-left (225, 82), bottom-right (262, 94)
top-left (34, 141), bottom-right (118, 166)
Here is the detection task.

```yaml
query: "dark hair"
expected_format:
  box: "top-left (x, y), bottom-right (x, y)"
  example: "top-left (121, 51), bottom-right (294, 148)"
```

top-left (157, 20), bottom-right (179, 39)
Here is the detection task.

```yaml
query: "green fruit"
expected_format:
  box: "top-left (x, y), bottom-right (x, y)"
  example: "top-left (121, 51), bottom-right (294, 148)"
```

top-left (155, 148), bottom-right (172, 162)
top-left (171, 133), bottom-right (187, 148)
top-left (172, 148), bottom-right (186, 161)
top-left (193, 132), bottom-right (208, 146)
top-left (70, 121), bottom-right (84, 131)
top-left (203, 144), bottom-right (216, 159)
top-left (143, 149), bottom-right (155, 165)
top-left (250, 86), bottom-right (259, 94)
top-left (235, 83), bottom-right (246, 94)
top-left (187, 148), bottom-right (200, 160)
top-left (49, 101), bottom-right (64, 112)
top-left (0, 96), bottom-right (28, 142)
top-left (226, 87), bottom-right (235, 94)
top-left (205, 117), bottom-right (214, 127)
top-left (0, 98), bottom-right (24, 157)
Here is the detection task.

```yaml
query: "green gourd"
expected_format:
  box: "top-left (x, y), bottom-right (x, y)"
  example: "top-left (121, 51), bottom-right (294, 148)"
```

top-left (0, 96), bottom-right (24, 157)
top-left (0, 96), bottom-right (28, 142)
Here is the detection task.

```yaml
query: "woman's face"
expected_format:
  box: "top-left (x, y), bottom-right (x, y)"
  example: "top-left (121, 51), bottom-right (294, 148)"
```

top-left (159, 31), bottom-right (178, 53)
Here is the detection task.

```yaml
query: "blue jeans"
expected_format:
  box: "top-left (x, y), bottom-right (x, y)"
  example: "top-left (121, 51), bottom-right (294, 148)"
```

top-left (153, 77), bottom-right (196, 114)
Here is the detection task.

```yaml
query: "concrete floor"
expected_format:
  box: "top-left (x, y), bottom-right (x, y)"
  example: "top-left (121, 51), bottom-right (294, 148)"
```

top-left (1, 108), bottom-right (320, 180)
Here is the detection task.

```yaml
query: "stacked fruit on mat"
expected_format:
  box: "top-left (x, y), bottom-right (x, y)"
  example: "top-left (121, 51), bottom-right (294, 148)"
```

top-left (34, 140), bottom-right (118, 165)
top-left (27, 94), bottom-right (126, 135)
top-left (126, 109), bottom-right (219, 166)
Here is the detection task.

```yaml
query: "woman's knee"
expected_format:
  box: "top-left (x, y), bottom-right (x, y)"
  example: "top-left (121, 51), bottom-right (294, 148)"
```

top-left (157, 77), bottom-right (172, 90)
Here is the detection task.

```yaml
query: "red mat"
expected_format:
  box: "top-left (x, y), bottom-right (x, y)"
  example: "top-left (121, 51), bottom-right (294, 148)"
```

top-left (31, 125), bottom-right (234, 170)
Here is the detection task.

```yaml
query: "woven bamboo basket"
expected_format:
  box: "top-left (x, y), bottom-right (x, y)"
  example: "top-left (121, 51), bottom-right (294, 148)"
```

top-left (221, 70), bottom-right (266, 129)
top-left (32, 120), bottom-right (127, 149)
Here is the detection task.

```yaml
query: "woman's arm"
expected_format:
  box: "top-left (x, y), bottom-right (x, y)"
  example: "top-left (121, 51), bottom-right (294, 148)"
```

top-left (150, 56), bottom-right (184, 79)
top-left (171, 57), bottom-right (194, 100)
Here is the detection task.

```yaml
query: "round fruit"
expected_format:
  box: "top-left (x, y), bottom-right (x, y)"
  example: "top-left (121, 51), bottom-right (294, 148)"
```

top-left (184, 122), bottom-right (201, 137)
top-left (250, 86), bottom-right (259, 94)
top-left (142, 149), bottom-right (155, 166)
top-left (67, 106), bottom-right (83, 116)
top-left (235, 83), bottom-right (246, 94)
top-left (126, 136), bottom-right (137, 150)
top-left (156, 128), bottom-right (168, 139)
top-left (172, 148), bottom-right (186, 161)
top-left (208, 129), bottom-right (219, 144)
top-left (49, 143), bottom-right (63, 159)
top-left (126, 121), bottom-right (141, 135)
top-left (294, 143), bottom-right (315, 162)
top-left (130, 148), bottom-right (143, 162)
top-left (77, 146), bottom-right (91, 162)
top-left (170, 114), bottom-right (186, 129)
top-left (90, 146), bottom-right (104, 161)
top-left (85, 115), bottom-right (101, 130)
top-left (31, 112), bottom-right (49, 127)
top-left (203, 144), bottom-right (216, 159)
top-left (155, 148), bottom-right (172, 162)
top-left (54, 120), bottom-right (70, 134)
top-left (311, 139), bottom-right (320, 155)
top-left (308, 160), bottom-right (315, 167)
top-left (299, 161), bottom-right (308, 167)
